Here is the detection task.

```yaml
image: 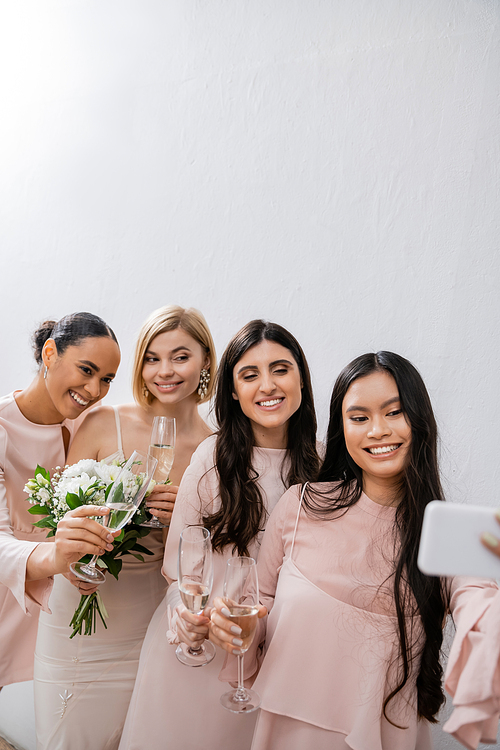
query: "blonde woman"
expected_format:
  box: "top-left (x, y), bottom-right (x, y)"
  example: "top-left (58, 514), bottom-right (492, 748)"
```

top-left (34, 306), bottom-right (216, 750)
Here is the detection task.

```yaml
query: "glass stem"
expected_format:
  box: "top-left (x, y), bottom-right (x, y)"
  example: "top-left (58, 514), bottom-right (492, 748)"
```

top-left (84, 554), bottom-right (98, 570)
top-left (235, 654), bottom-right (246, 699)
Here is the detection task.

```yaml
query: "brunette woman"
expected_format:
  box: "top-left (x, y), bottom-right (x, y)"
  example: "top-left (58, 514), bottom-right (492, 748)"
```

top-left (0, 313), bottom-right (121, 689)
top-left (34, 306), bottom-right (216, 750)
top-left (118, 320), bottom-right (320, 750)
top-left (212, 351), bottom-right (500, 750)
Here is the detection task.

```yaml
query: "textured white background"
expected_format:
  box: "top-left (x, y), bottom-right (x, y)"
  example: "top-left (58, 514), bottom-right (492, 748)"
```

top-left (0, 1), bottom-right (499, 748)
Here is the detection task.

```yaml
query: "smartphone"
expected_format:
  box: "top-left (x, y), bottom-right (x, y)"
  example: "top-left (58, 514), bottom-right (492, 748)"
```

top-left (418, 501), bottom-right (500, 579)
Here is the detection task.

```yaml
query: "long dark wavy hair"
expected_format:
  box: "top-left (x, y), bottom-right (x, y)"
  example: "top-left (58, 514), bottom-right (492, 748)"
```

top-left (203, 320), bottom-right (319, 556)
top-left (306, 351), bottom-right (448, 725)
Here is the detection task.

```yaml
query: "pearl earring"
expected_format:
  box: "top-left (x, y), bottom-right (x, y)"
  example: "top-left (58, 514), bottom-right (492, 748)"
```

top-left (197, 369), bottom-right (210, 399)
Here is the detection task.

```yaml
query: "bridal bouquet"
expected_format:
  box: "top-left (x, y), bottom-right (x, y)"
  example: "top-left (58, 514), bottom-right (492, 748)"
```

top-left (24, 459), bottom-right (154, 638)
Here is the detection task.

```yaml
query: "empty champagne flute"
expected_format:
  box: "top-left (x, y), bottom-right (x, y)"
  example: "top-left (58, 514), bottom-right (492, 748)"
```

top-left (220, 557), bottom-right (260, 713)
top-left (142, 416), bottom-right (176, 528)
top-left (70, 450), bottom-right (157, 583)
top-left (176, 526), bottom-right (216, 667)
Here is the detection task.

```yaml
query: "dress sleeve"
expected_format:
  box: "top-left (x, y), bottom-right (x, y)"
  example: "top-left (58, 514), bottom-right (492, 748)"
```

top-left (161, 438), bottom-right (219, 642)
top-left (218, 485), bottom-right (293, 685)
top-left (0, 430), bottom-right (53, 615)
top-left (443, 576), bottom-right (500, 750)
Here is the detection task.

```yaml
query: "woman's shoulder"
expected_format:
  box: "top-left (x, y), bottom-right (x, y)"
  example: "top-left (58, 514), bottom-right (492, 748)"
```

top-left (0, 393), bottom-right (21, 424)
top-left (0, 393), bottom-right (15, 415)
top-left (188, 434), bottom-right (217, 468)
top-left (272, 481), bottom-right (344, 516)
top-left (77, 404), bottom-right (118, 431)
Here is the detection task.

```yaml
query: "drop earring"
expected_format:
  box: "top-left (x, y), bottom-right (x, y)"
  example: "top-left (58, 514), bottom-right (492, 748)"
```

top-left (142, 381), bottom-right (150, 400)
top-left (197, 368), bottom-right (210, 399)
top-left (44, 366), bottom-right (48, 380)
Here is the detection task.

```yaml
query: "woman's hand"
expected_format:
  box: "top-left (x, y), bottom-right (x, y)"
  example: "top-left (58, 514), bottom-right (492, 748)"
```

top-left (53, 506), bottom-right (117, 574)
top-left (27, 506), bottom-right (118, 581)
top-left (176, 606), bottom-right (211, 648)
top-left (209, 597), bottom-right (267, 655)
top-left (63, 569), bottom-right (101, 596)
top-left (481, 511), bottom-right (500, 558)
top-left (146, 483), bottom-right (178, 526)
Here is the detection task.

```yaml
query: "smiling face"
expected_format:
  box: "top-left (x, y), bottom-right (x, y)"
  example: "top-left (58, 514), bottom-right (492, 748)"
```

top-left (232, 339), bottom-right (302, 448)
top-left (342, 370), bottom-right (412, 501)
top-left (141, 328), bottom-right (209, 406)
top-left (43, 336), bottom-right (120, 420)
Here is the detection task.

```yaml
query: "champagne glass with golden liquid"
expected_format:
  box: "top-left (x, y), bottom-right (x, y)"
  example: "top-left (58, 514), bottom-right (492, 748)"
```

top-left (220, 557), bottom-right (260, 713)
top-left (142, 416), bottom-right (176, 528)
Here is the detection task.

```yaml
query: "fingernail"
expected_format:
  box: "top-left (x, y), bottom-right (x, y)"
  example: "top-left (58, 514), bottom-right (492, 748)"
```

top-left (482, 532), bottom-right (499, 547)
top-left (221, 607), bottom-right (231, 618)
top-left (107, 534), bottom-right (114, 542)
top-left (232, 648), bottom-right (243, 655)
top-left (230, 625), bottom-right (242, 635)
top-left (106, 544), bottom-right (114, 551)
top-left (495, 509), bottom-right (500, 522)
top-left (232, 638), bottom-right (243, 646)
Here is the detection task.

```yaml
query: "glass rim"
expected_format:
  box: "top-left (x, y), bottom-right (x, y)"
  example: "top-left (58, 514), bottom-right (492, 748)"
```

top-left (180, 525), bottom-right (210, 542)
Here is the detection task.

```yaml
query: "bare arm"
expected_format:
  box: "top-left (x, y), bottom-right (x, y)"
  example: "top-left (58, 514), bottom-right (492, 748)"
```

top-left (67, 406), bottom-right (118, 464)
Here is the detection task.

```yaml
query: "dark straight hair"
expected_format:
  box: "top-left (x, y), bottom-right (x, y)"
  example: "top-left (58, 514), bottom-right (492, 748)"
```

top-left (32, 312), bottom-right (118, 366)
top-left (203, 319), bottom-right (319, 556)
top-left (306, 351), bottom-right (448, 725)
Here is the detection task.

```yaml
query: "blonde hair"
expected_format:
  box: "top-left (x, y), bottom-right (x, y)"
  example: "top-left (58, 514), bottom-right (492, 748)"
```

top-left (132, 306), bottom-right (216, 408)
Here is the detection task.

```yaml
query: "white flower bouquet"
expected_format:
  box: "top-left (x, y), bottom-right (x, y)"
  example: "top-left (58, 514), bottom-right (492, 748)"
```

top-left (25, 459), bottom-right (153, 637)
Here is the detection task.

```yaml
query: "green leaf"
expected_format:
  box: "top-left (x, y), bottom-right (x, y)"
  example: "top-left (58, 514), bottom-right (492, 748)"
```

top-left (121, 529), bottom-right (140, 543)
top-left (132, 543), bottom-right (154, 556)
top-left (114, 529), bottom-right (125, 543)
top-left (33, 517), bottom-right (57, 529)
top-left (28, 504), bottom-right (50, 515)
top-left (115, 538), bottom-right (137, 554)
top-left (128, 553), bottom-right (145, 562)
top-left (66, 492), bottom-right (83, 510)
top-left (132, 508), bottom-right (148, 525)
top-left (105, 557), bottom-right (122, 580)
top-left (112, 481), bottom-right (124, 504)
top-left (35, 465), bottom-right (50, 482)
top-left (46, 529), bottom-right (56, 538)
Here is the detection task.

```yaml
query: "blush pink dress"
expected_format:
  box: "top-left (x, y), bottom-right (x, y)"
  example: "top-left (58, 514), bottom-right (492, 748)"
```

top-left (118, 435), bottom-right (288, 750)
top-left (221, 485), bottom-right (500, 750)
top-left (33, 406), bottom-right (168, 750)
top-left (0, 392), bottom-right (81, 687)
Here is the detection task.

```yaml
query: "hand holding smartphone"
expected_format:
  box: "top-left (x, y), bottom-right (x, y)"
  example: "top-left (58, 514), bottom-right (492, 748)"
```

top-left (418, 501), bottom-right (500, 579)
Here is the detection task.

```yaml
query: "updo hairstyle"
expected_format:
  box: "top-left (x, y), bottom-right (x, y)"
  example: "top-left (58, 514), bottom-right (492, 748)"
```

top-left (32, 313), bottom-right (118, 367)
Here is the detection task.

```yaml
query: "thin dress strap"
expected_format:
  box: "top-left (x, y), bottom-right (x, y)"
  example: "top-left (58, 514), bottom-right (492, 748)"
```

top-left (290, 482), bottom-right (308, 559)
top-left (112, 405), bottom-right (123, 455)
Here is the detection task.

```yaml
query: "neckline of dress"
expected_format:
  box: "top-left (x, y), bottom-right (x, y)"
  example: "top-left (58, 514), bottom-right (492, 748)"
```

top-left (357, 491), bottom-right (397, 519)
top-left (253, 445), bottom-right (287, 454)
top-left (11, 391), bottom-right (69, 430)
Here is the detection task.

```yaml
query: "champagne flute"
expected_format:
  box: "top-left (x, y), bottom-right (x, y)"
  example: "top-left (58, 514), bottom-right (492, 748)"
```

top-left (142, 416), bottom-right (176, 528)
top-left (70, 450), bottom-right (157, 583)
top-left (176, 526), bottom-right (217, 667)
top-left (220, 557), bottom-right (260, 713)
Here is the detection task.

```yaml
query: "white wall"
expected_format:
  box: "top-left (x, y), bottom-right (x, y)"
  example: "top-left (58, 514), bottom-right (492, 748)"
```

top-left (0, 1), bottom-right (499, 748)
